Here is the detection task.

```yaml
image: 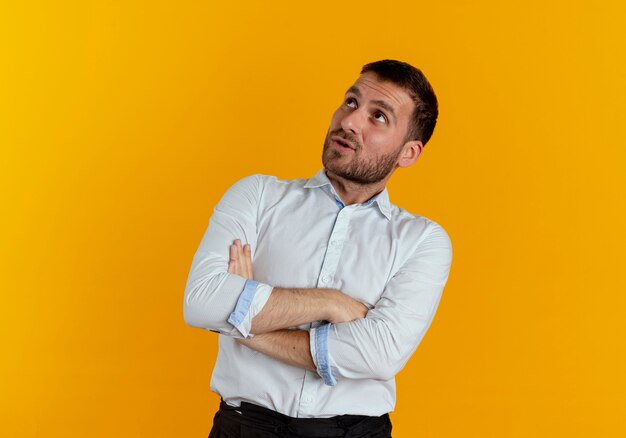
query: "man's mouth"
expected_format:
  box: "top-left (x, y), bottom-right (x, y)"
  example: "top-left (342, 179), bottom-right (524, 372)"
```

top-left (331, 135), bottom-right (356, 151)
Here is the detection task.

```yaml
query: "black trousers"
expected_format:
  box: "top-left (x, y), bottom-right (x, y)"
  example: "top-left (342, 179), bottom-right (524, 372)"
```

top-left (209, 400), bottom-right (392, 438)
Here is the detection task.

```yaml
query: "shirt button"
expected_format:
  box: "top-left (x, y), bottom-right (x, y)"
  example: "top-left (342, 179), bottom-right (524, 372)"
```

top-left (330, 240), bottom-right (338, 246)
top-left (303, 396), bottom-right (313, 403)
top-left (321, 275), bottom-right (330, 283)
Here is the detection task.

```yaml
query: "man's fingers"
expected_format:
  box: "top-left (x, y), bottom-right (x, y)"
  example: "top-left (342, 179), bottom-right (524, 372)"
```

top-left (243, 243), bottom-right (253, 278)
top-left (228, 239), bottom-right (253, 280)
top-left (228, 246), bottom-right (237, 274)
top-left (228, 243), bottom-right (239, 274)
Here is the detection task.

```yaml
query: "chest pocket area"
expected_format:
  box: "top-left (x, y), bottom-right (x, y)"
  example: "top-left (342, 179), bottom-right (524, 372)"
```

top-left (331, 239), bottom-right (397, 307)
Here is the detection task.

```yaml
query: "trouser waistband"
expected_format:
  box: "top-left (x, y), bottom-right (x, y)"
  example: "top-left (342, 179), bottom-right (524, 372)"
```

top-left (218, 400), bottom-right (391, 438)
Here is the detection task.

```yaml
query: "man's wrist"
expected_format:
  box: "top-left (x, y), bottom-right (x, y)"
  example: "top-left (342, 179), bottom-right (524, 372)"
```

top-left (320, 288), bottom-right (340, 322)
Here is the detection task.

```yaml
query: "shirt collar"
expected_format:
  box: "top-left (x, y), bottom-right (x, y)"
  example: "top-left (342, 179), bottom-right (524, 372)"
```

top-left (304, 168), bottom-right (392, 220)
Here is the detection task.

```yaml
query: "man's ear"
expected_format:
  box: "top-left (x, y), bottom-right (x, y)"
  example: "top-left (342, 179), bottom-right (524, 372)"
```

top-left (397, 140), bottom-right (423, 168)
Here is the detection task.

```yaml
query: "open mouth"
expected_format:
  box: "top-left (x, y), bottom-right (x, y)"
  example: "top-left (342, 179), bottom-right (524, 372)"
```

top-left (331, 136), bottom-right (355, 151)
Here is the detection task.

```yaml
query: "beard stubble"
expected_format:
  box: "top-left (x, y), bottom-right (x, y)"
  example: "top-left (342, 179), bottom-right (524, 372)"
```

top-left (322, 129), bottom-right (404, 185)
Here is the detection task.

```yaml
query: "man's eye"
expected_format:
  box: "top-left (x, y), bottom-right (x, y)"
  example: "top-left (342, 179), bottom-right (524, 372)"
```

top-left (345, 98), bottom-right (357, 108)
top-left (373, 112), bottom-right (387, 123)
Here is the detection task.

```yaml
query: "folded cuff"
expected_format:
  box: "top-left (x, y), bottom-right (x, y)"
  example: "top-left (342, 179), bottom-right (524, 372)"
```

top-left (310, 323), bottom-right (337, 386)
top-left (227, 279), bottom-right (273, 338)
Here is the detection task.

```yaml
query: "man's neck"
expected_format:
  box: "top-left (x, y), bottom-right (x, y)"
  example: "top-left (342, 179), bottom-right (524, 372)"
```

top-left (325, 169), bottom-right (389, 205)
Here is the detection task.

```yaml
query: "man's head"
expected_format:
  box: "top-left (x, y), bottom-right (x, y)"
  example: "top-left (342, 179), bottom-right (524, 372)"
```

top-left (361, 60), bottom-right (438, 146)
top-left (322, 60), bottom-right (438, 186)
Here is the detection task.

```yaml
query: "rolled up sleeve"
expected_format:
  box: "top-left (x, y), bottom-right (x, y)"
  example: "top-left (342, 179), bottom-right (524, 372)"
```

top-left (310, 323), bottom-right (337, 386)
top-left (321, 223), bottom-right (453, 382)
top-left (183, 175), bottom-right (274, 338)
top-left (227, 280), bottom-right (274, 338)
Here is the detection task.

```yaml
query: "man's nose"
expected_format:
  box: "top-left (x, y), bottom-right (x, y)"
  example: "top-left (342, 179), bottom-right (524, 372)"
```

top-left (340, 107), bottom-right (364, 135)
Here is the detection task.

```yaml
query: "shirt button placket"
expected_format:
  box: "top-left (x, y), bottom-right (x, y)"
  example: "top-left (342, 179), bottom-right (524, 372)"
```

top-left (298, 206), bottom-right (355, 416)
top-left (315, 207), bottom-right (353, 290)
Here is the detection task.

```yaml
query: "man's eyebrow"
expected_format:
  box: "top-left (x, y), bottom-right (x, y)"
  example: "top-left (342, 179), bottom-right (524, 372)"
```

top-left (371, 99), bottom-right (396, 121)
top-left (345, 86), bottom-right (361, 97)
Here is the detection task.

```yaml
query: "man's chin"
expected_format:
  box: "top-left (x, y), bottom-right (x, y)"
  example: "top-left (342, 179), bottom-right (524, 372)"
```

top-left (322, 150), bottom-right (344, 171)
top-left (324, 161), bottom-right (391, 186)
top-left (324, 165), bottom-right (361, 184)
top-left (323, 155), bottom-right (348, 174)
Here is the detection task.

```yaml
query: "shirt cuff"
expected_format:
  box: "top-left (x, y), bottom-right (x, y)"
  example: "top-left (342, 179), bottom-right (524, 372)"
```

top-left (227, 279), bottom-right (273, 338)
top-left (310, 323), bottom-right (337, 386)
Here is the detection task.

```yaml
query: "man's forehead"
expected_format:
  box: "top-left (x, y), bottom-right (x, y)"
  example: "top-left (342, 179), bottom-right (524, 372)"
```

top-left (346, 72), bottom-right (413, 109)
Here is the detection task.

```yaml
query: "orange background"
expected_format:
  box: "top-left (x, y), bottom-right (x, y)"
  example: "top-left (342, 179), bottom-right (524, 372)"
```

top-left (1, 1), bottom-right (625, 437)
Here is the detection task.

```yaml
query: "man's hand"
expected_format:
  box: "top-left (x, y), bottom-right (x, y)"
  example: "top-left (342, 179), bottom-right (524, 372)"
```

top-left (227, 239), bottom-right (253, 280)
top-left (327, 292), bottom-right (369, 324)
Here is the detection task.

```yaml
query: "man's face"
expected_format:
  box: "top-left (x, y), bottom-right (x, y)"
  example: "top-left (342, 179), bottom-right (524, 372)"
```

top-left (322, 71), bottom-right (417, 185)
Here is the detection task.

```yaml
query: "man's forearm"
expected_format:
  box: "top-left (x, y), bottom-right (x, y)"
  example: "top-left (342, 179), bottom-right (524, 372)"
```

top-left (249, 287), bottom-right (366, 334)
top-left (226, 240), bottom-right (367, 335)
top-left (237, 329), bottom-right (315, 371)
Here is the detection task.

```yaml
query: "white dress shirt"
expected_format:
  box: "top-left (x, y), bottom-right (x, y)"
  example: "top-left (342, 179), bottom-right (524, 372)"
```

top-left (184, 169), bottom-right (452, 418)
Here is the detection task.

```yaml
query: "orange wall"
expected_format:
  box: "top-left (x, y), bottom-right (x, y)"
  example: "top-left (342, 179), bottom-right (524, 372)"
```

top-left (1, 1), bottom-right (625, 437)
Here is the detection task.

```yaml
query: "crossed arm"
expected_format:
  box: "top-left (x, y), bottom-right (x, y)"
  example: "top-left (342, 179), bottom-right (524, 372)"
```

top-left (183, 175), bottom-right (452, 384)
top-left (226, 239), bottom-right (367, 371)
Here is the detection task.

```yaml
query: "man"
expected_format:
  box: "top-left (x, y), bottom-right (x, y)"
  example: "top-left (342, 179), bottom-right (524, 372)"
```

top-left (184, 59), bottom-right (452, 437)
